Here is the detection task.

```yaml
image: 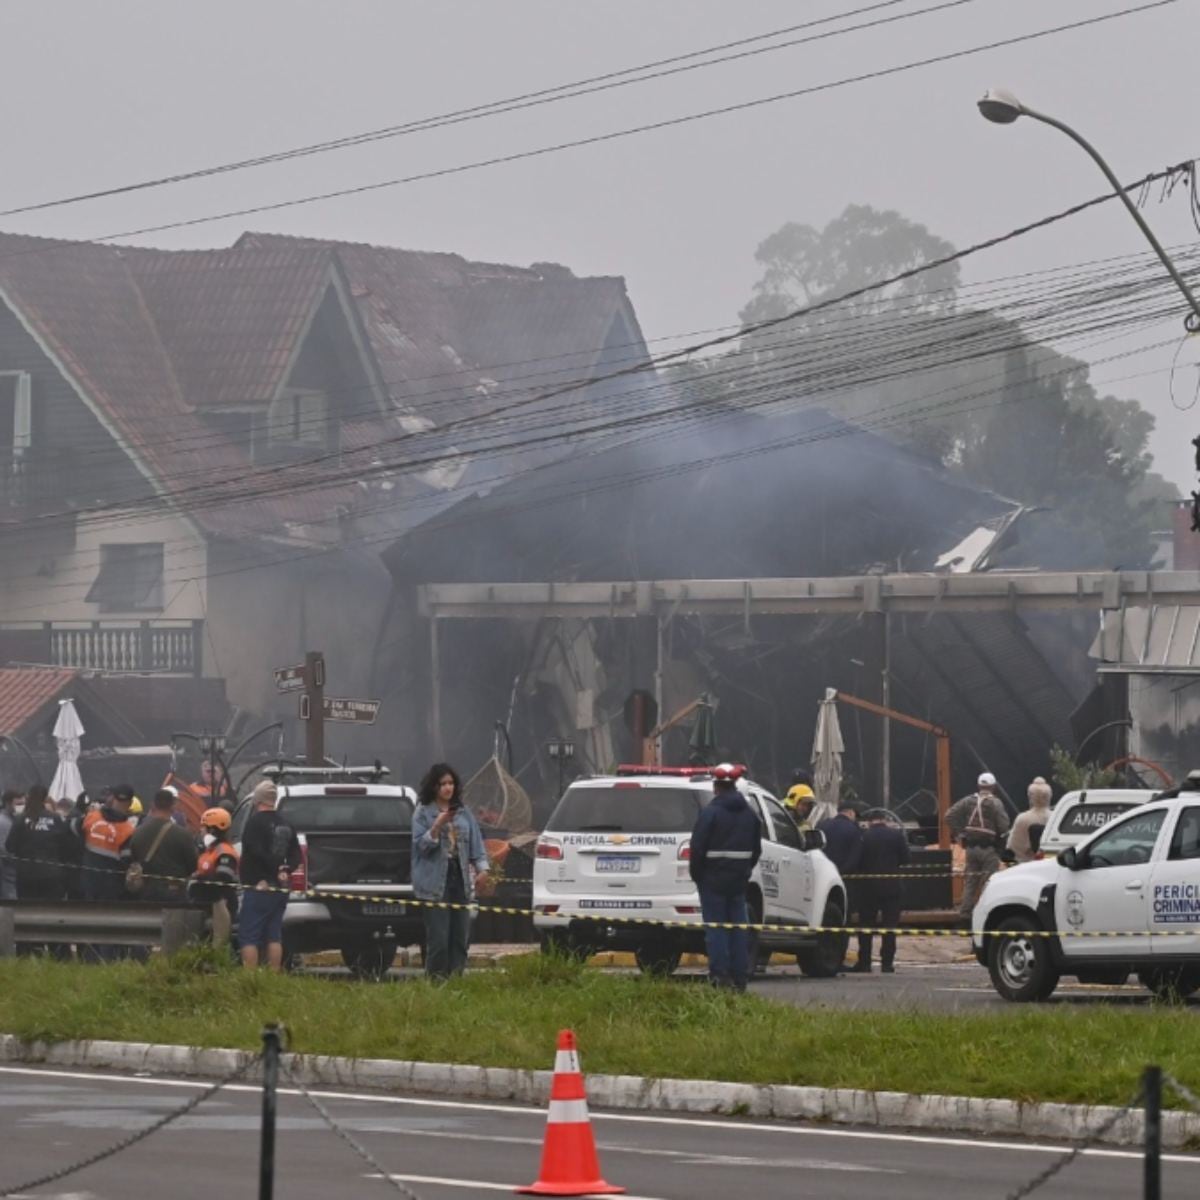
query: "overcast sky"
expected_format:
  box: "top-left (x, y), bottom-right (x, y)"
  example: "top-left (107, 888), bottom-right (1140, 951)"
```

top-left (2, 0), bottom-right (1197, 489)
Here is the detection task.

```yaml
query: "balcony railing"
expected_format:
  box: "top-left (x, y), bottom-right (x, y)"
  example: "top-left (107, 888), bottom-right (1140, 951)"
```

top-left (0, 621), bottom-right (203, 676)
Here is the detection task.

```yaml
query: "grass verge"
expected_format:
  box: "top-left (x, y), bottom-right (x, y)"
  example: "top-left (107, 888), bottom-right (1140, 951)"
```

top-left (0, 951), bottom-right (1196, 1109)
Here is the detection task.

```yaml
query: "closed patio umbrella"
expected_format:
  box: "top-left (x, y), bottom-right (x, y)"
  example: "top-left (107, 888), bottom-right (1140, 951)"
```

top-left (810, 688), bottom-right (843, 826)
top-left (49, 698), bottom-right (85, 804)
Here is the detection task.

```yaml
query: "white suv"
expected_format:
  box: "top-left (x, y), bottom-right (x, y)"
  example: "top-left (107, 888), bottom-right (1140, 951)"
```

top-left (532, 765), bottom-right (848, 976)
top-left (973, 793), bottom-right (1200, 1001)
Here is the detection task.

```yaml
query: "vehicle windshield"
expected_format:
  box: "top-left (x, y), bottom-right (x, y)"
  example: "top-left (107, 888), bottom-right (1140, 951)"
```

top-left (546, 785), bottom-right (703, 834)
top-left (1057, 803), bottom-right (1136, 837)
top-left (278, 793), bottom-right (413, 832)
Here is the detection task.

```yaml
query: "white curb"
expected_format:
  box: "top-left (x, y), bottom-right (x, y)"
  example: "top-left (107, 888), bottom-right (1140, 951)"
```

top-left (1, 1034), bottom-right (1194, 1149)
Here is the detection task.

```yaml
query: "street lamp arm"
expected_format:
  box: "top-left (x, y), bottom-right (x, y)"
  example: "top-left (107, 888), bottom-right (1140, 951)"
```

top-left (1022, 104), bottom-right (1200, 330)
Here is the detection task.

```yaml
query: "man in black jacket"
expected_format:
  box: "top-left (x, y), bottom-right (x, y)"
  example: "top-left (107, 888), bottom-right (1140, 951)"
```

top-left (689, 763), bottom-right (762, 991)
top-left (853, 810), bottom-right (910, 973)
top-left (239, 780), bottom-right (300, 972)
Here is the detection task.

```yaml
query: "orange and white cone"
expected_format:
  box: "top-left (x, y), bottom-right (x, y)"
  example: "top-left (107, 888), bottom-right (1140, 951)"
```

top-left (517, 1029), bottom-right (625, 1196)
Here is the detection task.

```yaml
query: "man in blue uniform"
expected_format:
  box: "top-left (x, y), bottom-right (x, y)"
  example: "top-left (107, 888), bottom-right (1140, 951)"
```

top-left (689, 763), bottom-right (762, 991)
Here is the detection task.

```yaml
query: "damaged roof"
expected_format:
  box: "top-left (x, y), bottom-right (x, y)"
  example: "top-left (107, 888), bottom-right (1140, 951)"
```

top-left (385, 404), bottom-right (1029, 583)
top-left (0, 229), bottom-right (645, 542)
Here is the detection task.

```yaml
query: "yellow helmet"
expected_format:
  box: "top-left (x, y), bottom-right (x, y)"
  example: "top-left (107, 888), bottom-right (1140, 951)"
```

top-left (129, 796), bottom-right (144, 815)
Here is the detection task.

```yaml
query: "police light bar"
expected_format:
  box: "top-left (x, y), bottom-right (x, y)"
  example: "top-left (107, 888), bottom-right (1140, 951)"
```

top-left (614, 764), bottom-right (746, 778)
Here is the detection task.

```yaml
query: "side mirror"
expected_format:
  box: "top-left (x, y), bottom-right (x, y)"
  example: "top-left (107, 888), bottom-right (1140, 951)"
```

top-left (801, 828), bottom-right (826, 853)
top-left (1058, 846), bottom-right (1079, 871)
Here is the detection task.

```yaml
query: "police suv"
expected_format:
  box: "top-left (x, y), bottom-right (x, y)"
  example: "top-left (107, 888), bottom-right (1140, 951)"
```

top-left (532, 765), bottom-right (849, 976)
top-left (973, 794), bottom-right (1200, 1001)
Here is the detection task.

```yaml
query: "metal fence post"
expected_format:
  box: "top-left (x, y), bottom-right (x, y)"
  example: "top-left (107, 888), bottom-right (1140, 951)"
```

top-left (1144, 1064), bottom-right (1162, 1200)
top-left (259, 1024), bottom-right (282, 1200)
top-left (0, 907), bottom-right (14, 957)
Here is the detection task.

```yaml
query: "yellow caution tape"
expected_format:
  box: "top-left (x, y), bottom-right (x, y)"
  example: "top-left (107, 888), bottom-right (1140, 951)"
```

top-left (3, 852), bottom-right (1196, 941)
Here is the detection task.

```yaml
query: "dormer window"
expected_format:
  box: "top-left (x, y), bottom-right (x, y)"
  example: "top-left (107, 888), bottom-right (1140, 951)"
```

top-left (268, 389), bottom-right (329, 448)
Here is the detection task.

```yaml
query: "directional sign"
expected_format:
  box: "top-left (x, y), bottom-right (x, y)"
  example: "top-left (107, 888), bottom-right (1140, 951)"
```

top-left (323, 697), bottom-right (381, 725)
top-left (274, 664), bottom-right (307, 694)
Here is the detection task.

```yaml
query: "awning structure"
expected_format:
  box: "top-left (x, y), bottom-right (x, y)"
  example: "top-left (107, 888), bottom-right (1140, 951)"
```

top-left (1092, 606), bottom-right (1200, 672)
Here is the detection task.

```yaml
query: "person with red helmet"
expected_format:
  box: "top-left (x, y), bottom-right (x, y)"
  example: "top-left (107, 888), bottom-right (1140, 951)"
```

top-left (688, 763), bottom-right (762, 991)
top-left (188, 807), bottom-right (239, 948)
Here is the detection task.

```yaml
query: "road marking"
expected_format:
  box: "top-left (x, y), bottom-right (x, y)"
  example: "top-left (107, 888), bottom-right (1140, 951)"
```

top-left (2, 1065), bottom-right (1198, 1164)
top-left (367, 1175), bottom-right (664, 1197)
top-left (348, 1124), bottom-right (897, 1172)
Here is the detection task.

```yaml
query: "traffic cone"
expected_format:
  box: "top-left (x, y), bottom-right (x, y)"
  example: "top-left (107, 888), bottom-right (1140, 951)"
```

top-left (517, 1029), bottom-right (625, 1196)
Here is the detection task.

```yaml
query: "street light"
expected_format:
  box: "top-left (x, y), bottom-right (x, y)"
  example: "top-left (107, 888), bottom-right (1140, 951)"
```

top-left (977, 88), bottom-right (1200, 333)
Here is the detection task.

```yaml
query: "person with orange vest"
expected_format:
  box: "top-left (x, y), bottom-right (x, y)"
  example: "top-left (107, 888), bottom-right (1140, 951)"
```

top-left (188, 807), bottom-right (240, 948)
top-left (80, 784), bottom-right (137, 903)
top-left (192, 760), bottom-right (233, 813)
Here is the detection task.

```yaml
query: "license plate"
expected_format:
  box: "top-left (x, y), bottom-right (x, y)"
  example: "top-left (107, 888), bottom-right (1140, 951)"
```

top-left (578, 899), bottom-right (652, 909)
top-left (361, 902), bottom-right (404, 916)
top-left (596, 855), bottom-right (640, 873)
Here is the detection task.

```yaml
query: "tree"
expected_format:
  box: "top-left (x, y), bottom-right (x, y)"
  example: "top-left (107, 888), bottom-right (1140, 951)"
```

top-left (732, 202), bottom-right (1176, 569)
top-left (739, 204), bottom-right (960, 328)
top-left (960, 346), bottom-right (1162, 568)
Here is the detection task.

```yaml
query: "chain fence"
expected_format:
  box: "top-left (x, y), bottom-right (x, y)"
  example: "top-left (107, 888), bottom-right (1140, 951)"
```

top-left (282, 1064), bottom-right (425, 1199)
top-left (1003, 1089), bottom-right (1144, 1200)
top-left (0, 1054), bottom-right (258, 1198)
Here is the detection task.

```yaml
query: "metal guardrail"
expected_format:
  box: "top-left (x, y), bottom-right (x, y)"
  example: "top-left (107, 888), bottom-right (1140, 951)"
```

top-left (0, 900), bottom-right (207, 957)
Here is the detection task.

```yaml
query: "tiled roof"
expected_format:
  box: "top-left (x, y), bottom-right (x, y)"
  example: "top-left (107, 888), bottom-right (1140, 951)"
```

top-left (125, 241), bottom-right (333, 409)
top-left (0, 666), bottom-right (78, 736)
top-left (0, 230), bottom-right (644, 543)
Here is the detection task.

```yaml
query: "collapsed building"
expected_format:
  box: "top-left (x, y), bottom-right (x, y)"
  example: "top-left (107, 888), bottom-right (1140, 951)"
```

top-left (381, 404), bottom-right (1134, 825)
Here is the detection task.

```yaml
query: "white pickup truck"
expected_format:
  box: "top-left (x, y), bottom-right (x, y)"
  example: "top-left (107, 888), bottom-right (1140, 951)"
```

top-left (973, 793), bottom-right (1200, 1001)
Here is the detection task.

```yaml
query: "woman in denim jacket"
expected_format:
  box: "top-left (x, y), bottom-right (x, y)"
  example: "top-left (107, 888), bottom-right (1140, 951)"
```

top-left (412, 762), bottom-right (489, 979)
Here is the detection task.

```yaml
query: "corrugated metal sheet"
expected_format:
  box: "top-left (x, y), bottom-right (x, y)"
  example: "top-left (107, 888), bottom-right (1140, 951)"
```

top-left (893, 611), bottom-right (1077, 790)
top-left (1093, 606), bottom-right (1200, 668)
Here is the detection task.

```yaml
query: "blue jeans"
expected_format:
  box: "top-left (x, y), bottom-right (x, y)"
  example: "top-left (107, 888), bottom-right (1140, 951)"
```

top-left (699, 887), bottom-right (749, 985)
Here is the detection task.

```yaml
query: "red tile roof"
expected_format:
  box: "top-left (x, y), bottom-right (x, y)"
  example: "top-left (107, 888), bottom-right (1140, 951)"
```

top-left (0, 229), bottom-right (645, 543)
top-left (0, 666), bottom-right (78, 736)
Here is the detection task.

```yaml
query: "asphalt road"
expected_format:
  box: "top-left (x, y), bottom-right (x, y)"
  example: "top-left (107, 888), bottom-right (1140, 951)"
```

top-left (750, 960), bottom-right (1200, 1011)
top-left (2, 1065), bottom-right (1199, 1199)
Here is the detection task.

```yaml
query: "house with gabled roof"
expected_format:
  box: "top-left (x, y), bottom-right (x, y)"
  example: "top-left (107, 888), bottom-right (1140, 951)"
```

top-left (0, 229), bottom-right (649, 761)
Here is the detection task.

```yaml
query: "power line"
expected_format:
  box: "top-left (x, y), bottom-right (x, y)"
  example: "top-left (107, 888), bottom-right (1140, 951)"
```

top-left (3, 166), bottom-right (1188, 535)
top-left (10, 335), bottom-right (1177, 614)
top-left (10, 237), bottom-right (1190, 473)
top-left (0, 0), bottom-right (972, 218)
top-left (4, 292), bottom-right (1183, 595)
top-left (0, 2), bottom-right (1174, 258)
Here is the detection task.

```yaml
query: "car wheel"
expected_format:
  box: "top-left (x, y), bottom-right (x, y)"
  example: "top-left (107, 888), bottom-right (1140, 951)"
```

top-left (1138, 966), bottom-right (1200, 1002)
top-left (634, 940), bottom-right (683, 977)
top-left (987, 915), bottom-right (1059, 1002)
top-left (797, 896), bottom-right (849, 978)
top-left (340, 940), bottom-right (398, 981)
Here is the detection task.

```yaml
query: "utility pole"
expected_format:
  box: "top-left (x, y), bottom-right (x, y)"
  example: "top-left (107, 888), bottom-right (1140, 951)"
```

top-left (304, 650), bottom-right (325, 766)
